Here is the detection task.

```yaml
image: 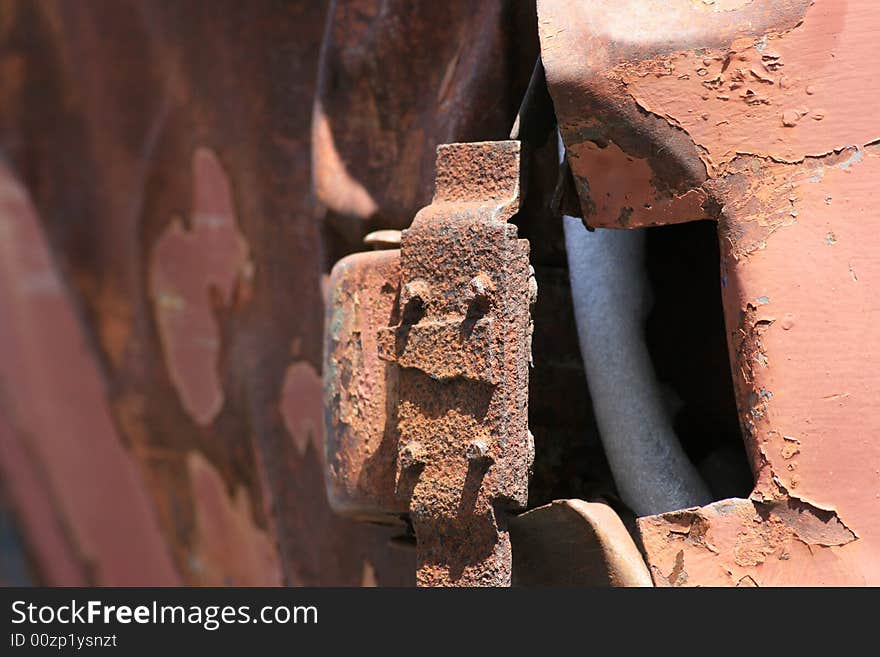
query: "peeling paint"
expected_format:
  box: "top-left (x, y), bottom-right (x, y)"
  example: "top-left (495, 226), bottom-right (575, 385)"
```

top-left (713, 147), bottom-right (865, 258)
top-left (150, 148), bottom-right (252, 426)
top-left (711, 143), bottom-right (880, 584)
top-left (563, 136), bottom-right (710, 227)
top-left (542, 0), bottom-right (880, 585)
top-left (0, 163), bottom-right (179, 585)
top-left (187, 451), bottom-right (281, 586)
top-left (618, 1), bottom-right (878, 174)
top-left (760, 498), bottom-right (855, 548)
top-left (639, 497), bottom-right (861, 586)
top-left (280, 361), bottom-right (324, 457)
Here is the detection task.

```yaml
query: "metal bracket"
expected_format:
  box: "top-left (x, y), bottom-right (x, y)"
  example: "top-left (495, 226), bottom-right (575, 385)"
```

top-left (323, 140), bottom-right (534, 586)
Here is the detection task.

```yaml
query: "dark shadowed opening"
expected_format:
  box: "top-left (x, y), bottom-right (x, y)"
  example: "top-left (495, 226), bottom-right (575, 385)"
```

top-left (644, 220), bottom-right (752, 501)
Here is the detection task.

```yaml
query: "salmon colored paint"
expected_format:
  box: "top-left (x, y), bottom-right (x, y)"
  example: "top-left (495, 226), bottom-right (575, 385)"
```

top-left (187, 451), bottom-right (282, 586)
top-left (150, 148), bottom-right (252, 426)
top-left (540, 0), bottom-right (880, 584)
top-left (0, 163), bottom-right (180, 585)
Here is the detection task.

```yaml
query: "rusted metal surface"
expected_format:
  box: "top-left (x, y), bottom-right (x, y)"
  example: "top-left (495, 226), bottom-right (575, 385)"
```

top-left (150, 147), bottom-right (253, 427)
top-left (0, 0), bottom-right (419, 586)
top-left (313, 0), bottom-right (539, 233)
top-left (639, 497), bottom-right (859, 586)
top-left (382, 140), bottom-right (534, 586)
top-left (324, 141), bottom-right (535, 585)
top-left (541, 0), bottom-right (812, 229)
top-left (510, 499), bottom-right (652, 587)
top-left (541, 0), bottom-right (880, 585)
top-left (4, 0), bottom-right (875, 588)
top-left (324, 249), bottom-right (407, 523)
top-left (0, 162), bottom-right (179, 585)
top-left (0, 0), bottom-right (546, 586)
top-left (323, 106), bottom-right (631, 585)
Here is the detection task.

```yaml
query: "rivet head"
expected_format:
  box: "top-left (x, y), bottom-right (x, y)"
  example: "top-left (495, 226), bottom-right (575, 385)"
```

top-left (401, 279), bottom-right (429, 307)
top-left (466, 440), bottom-right (491, 462)
top-left (400, 441), bottom-right (425, 469)
top-left (465, 273), bottom-right (493, 304)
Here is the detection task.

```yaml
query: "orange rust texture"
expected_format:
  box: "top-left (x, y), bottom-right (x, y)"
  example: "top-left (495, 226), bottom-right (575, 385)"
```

top-left (323, 249), bottom-right (408, 523)
top-left (639, 499), bottom-right (861, 586)
top-left (379, 142), bottom-right (534, 586)
top-left (0, 0), bottom-right (415, 585)
top-left (540, 0), bottom-right (814, 228)
top-left (697, 143), bottom-right (880, 586)
top-left (542, 0), bottom-right (880, 584)
top-left (648, 2), bottom-right (880, 586)
top-left (564, 138), bottom-right (711, 228)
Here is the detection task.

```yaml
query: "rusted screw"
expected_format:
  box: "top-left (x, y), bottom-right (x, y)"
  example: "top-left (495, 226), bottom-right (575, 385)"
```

top-left (466, 439), bottom-right (492, 463)
top-left (400, 441), bottom-right (425, 470)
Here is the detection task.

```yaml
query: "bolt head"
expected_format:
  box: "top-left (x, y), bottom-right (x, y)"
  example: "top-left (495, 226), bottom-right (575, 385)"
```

top-left (466, 440), bottom-right (491, 462)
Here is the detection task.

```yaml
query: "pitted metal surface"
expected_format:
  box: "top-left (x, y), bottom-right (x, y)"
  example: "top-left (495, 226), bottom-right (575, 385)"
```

top-left (385, 141), bottom-right (533, 586)
top-left (324, 249), bottom-right (407, 524)
top-left (325, 141), bottom-right (535, 586)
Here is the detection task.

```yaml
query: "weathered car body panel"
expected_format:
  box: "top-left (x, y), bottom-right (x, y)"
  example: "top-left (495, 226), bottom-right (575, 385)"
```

top-left (540, 0), bottom-right (880, 585)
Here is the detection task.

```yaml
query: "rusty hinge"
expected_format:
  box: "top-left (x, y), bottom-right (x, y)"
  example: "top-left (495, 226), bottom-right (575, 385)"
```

top-left (323, 140), bottom-right (534, 586)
